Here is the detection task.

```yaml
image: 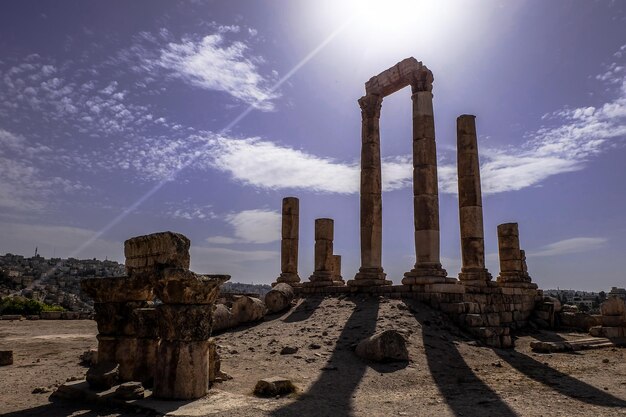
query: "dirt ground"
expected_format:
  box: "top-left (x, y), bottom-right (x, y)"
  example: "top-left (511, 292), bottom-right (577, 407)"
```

top-left (1, 296), bottom-right (626, 417)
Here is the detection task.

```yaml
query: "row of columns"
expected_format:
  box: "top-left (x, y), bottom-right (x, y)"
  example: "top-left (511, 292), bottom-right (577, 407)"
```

top-left (274, 71), bottom-right (532, 287)
top-left (274, 198), bottom-right (344, 288)
top-left (277, 113), bottom-right (531, 286)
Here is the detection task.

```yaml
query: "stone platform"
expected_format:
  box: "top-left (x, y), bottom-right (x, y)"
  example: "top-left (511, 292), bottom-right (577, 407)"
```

top-left (293, 281), bottom-right (542, 349)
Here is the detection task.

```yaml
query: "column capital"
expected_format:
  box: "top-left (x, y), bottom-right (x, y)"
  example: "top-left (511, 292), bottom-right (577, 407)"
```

top-left (410, 68), bottom-right (434, 94)
top-left (358, 94), bottom-right (383, 119)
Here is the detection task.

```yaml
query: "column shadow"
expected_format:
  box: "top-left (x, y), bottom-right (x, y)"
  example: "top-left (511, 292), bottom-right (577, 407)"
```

top-left (270, 298), bottom-right (379, 417)
top-left (1, 399), bottom-right (135, 417)
top-left (401, 299), bottom-right (519, 417)
top-left (494, 348), bottom-right (626, 407)
top-left (281, 296), bottom-right (325, 324)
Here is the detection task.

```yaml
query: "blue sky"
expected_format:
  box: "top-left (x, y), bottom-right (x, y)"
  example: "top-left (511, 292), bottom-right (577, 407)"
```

top-left (0, 0), bottom-right (625, 291)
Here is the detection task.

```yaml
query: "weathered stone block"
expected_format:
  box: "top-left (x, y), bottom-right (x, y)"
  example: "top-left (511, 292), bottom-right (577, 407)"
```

top-left (157, 304), bottom-right (212, 341)
top-left (93, 301), bottom-right (149, 336)
top-left (601, 297), bottom-right (626, 316)
top-left (124, 231), bottom-right (191, 273)
top-left (155, 269), bottom-right (229, 304)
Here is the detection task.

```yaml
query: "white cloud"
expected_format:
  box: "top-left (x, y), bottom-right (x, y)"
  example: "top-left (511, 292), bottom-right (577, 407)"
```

top-left (225, 209), bottom-right (281, 244)
top-left (529, 237), bottom-right (608, 257)
top-left (207, 136), bottom-right (359, 193)
top-left (204, 208), bottom-right (281, 245)
top-left (0, 129), bottom-right (88, 211)
top-left (156, 33), bottom-right (278, 110)
top-left (205, 236), bottom-right (239, 245)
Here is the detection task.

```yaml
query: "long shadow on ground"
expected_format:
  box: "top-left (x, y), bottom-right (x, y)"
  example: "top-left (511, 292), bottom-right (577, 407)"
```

top-left (270, 297), bottom-right (379, 417)
top-left (281, 296), bottom-right (325, 323)
top-left (494, 348), bottom-right (626, 407)
top-left (1, 398), bottom-right (135, 417)
top-left (402, 299), bottom-right (519, 417)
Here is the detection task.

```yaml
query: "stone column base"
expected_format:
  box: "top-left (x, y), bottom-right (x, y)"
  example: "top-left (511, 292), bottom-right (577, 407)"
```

top-left (273, 273), bottom-right (301, 287)
top-left (402, 263), bottom-right (447, 285)
top-left (497, 271), bottom-right (535, 287)
top-left (458, 268), bottom-right (492, 283)
top-left (302, 279), bottom-right (345, 288)
top-left (348, 267), bottom-right (391, 287)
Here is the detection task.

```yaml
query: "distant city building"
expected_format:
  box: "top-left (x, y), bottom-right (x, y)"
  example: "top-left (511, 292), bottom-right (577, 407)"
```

top-left (609, 287), bottom-right (626, 301)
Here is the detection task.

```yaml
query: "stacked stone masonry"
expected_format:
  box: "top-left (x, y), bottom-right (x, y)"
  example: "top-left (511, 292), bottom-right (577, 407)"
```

top-left (590, 297), bottom-right (626, 338)
top-left (81, 231), bottom-right (229, 400)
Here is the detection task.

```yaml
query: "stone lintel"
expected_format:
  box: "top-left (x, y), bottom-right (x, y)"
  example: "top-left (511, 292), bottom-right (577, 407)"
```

top-left (365, 57), bottom-right (426, 96)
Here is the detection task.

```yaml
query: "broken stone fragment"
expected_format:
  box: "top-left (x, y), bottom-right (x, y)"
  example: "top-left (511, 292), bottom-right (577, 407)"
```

top-left (253, 377), bottom-right (296, 397)
top-left (124, 231), bottom-right (191, 274)
top-left (155, 269), bottom-right (229, 304)
top-left (114, 381), bottom-right (145, 400)
top-left (86, 361), bottom-right (119, 390)
top-left (0, 350), bottom-right (13, 366)
top-left (355, 330), bottom-right (409, 362)
top-left (264, 283), bottom-right (294, 313)
top-left (80, 348), bottom-right (98, 366)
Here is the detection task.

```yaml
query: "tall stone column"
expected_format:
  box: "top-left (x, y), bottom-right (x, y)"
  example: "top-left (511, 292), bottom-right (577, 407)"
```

top-left (456, 115), bottom-right (491, 283)
top-left (403, 70), bottom-right (447, 285)
top-left (306, 218), bottom-right (343, 287)
top-left (496, 223), bottom-right (536, 287)
top-left (349, 94), bottom-right (391, 287)
top-left (275, 197), bottom-right (300, 287)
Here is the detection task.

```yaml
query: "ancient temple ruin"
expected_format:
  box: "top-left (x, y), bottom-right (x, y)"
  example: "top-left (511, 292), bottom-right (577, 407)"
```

top-left (277, 58), bottom-right (544, 348)
top-left (81, 232), bottom-right (229, 400)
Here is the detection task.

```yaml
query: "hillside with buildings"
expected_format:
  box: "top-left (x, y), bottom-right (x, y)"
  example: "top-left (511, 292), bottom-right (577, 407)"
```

top-left (0, 253), bottom-right (125, 312)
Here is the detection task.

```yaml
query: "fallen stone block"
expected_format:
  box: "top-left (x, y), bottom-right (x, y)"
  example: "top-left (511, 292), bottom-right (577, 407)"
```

top-left (231, 296), bottom-right (266, 324)
top-left (253, 377), bottom-right (296, 397)
top-left (355, 330), bottom-right (408, 362)
top-left (265, 283), bottom-right (294, 313)
top-left (86, 361), bottom-right (119, 390)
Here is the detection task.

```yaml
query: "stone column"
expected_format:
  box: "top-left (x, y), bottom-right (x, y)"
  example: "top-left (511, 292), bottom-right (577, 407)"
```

top-left (154, 268), bottom-right (229, 400)
top-left (456, 115), bottom-right (492, 283)
top-left (349, 94), bottom-right (390, 287)
top-left (275, 197), bottom-right (301, 287)
top-left (305, 219), bottom-right (343, 287)
top-left (496, 223), bottom-right (536, 288)
top-left (331, 255), bottom-right (344, 284)
top-left (403, 69), bottom-right (447, 285)
top-left (81, 276), bottom-right (155, 386)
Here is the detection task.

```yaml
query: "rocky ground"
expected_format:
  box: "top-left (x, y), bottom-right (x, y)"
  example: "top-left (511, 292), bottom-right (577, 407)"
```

top-left (1, 296), bottom-right (626, 417)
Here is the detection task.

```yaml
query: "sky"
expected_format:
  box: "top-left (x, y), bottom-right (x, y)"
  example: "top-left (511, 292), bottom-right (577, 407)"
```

top-left (0, 0), bottom-right (625, 291)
